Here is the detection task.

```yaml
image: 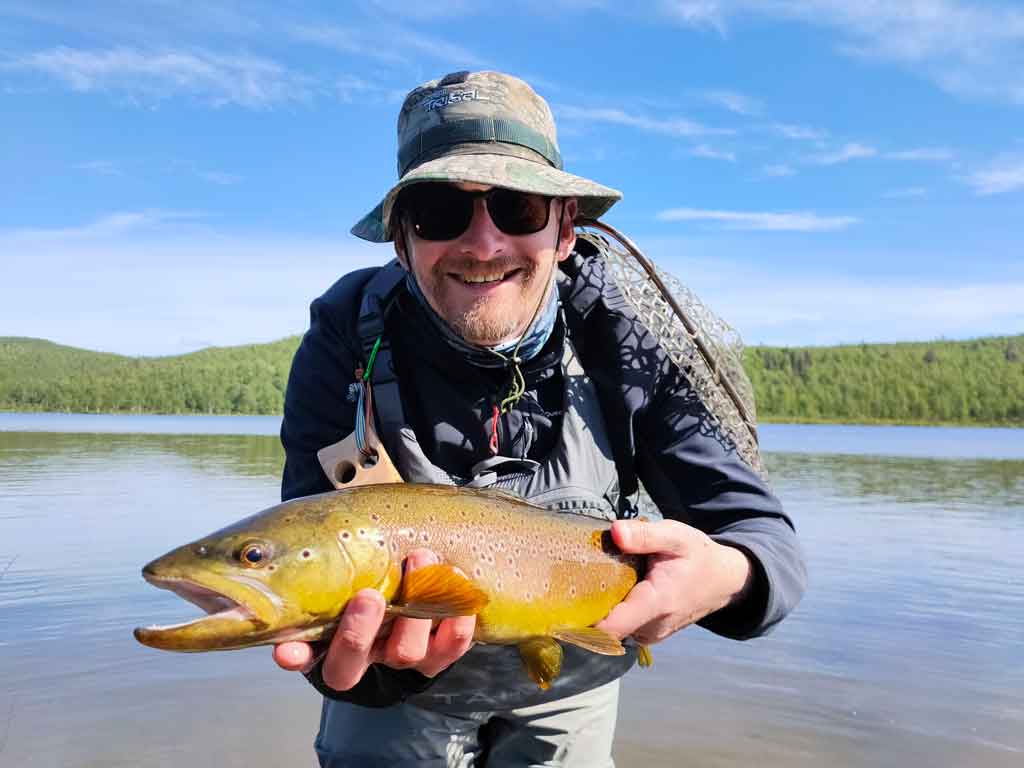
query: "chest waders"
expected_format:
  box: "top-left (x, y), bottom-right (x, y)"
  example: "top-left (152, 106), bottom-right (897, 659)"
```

top-left (343, 260), bottom-right (642, 713)
top-left (313, 237), bottom-right (767, 766)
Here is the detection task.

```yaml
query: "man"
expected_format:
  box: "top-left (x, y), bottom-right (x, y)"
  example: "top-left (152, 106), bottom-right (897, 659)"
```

top-left (274, 70), bottom-right (806, 767)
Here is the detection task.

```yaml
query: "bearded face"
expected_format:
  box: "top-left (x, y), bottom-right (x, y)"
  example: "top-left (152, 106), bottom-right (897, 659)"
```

top-left (398, 185), bottom-right (575, 347)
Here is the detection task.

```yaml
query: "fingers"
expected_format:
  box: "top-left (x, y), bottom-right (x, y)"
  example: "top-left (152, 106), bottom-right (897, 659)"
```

top-left (293, 548), bottom-right (477, 690)
top-left (611, 519), bottom-right (693, 556)
top-left (378, 549), bottom-right (438, 669)
top-left (417, 614), bottom-right (476, 678)
top-left (273, 641), bottom-right (314, 672)
top-left (596, 578), bottom-right (660, 640)
top-left (321, 588), bottom-right (387, 691)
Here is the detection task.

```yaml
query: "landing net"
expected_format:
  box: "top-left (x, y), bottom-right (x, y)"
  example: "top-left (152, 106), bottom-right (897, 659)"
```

top-left (576, 220), bottom-right (765, 479)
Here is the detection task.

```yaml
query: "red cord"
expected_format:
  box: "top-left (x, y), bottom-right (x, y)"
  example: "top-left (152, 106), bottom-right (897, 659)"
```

top-left (488, 404), bottom-right (500, 455)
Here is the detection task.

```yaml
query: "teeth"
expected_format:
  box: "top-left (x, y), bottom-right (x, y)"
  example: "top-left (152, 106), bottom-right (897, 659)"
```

top-left (462, 272), bottom-right (507, 284)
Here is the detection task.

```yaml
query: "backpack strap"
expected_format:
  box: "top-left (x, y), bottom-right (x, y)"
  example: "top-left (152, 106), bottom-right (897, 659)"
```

top-left (356, 260), bottom-right (408, 448)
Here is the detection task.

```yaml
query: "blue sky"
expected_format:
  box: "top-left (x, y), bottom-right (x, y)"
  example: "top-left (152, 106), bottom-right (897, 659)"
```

top-left (2, 0), bottom-right (1022, 356)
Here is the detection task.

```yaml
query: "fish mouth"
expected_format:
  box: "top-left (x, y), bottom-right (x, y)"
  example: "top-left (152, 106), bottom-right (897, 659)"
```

top-left (134, 571), bottom-right (275, 652)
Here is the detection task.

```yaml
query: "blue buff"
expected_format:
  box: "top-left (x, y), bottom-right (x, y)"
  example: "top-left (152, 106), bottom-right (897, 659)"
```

top-left (404, 271), bottom-right (559, 369)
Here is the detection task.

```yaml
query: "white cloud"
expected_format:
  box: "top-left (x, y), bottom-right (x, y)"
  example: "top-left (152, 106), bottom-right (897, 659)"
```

top-left (657, 0), bottom-right (1024, 105)
top-left (197, 171), bottom-right (243, 186)
top-left (690, 144), bottom-right (737, 162)
top-left (5, 46), bottom-right (313, 108)
top-left (772, 123), bottom-right (828, 141)
top-left (659, 0), bottom-right (728, 34)
top-left (393, 29), bottom-right (487, 67)
top-left (656, 207), bottom-right (859, 231)
top-left (762, 163), bottom-right (796, 177)
top-left (964, 156), bottom-right (1024, 196)
top-left (290, 24), bottom-right (485, 67)
top-left (728, 275), bottom-right (1024, 346)
top-left (882, 187), bottom-right (929, 199)
top-left (1, 219), bottom-right (383, 356)
top-left (556, 104), bottom-right (730, 137)
top-left (884, 147), bottom-right (955, 161)
top-left (73, 160), bottom-right (122, 175)
top-left (806, 142), bottom-right (877, 165)
top-left (291, 25), bottom-right (395, 60)
top-left (702, 89), bottom-right (762, 116)
top-left (362, 0), bottom-right (480, 19)
top-left (643, 243), bottom-right (1024, 346)
top-left (3, 210), bottom-right (206, 242)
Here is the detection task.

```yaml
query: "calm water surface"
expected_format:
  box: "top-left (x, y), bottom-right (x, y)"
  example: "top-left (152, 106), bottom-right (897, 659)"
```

top-left (1, 416), bottom-right (1022, 767)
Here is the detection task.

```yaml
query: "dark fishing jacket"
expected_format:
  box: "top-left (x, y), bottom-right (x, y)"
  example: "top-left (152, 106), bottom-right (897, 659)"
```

top-left (280, 243), bottom-right (807, 708)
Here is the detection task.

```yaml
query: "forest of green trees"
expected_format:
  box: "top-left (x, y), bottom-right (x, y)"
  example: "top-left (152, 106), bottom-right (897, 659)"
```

top-left (2, 334), bottom-right (1022, 426)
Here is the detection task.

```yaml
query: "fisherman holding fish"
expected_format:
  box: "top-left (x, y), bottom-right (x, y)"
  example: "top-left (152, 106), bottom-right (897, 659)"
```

top-left (265, 71), bottom-right (806, 766)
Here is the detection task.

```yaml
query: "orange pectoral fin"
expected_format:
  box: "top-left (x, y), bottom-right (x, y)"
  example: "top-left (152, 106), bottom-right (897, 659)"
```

top-left (388, 564), bottom-right (489, 619)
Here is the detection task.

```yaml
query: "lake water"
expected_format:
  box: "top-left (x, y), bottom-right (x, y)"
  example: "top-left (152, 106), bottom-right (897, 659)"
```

top-left (1, 415), bottom-right (1022, 767)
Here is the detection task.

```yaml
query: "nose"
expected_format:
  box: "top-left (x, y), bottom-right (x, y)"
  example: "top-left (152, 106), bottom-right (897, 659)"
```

top-left (457, 197), bottom-right (505, 257)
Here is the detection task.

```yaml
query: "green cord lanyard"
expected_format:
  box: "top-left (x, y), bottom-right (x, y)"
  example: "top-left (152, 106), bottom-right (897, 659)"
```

top-left (354, 335), bottom-right (383, 454)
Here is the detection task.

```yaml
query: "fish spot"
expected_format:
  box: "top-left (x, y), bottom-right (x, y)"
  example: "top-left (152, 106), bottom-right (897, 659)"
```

top-left (570, 585), bottom-right (577, 597)
top-left (507, 556), bottom-right (514, 566)
top-left (543, 580), bottom-right (550, 592)
top-left (268, 565), bottom-right (276, 572)
top-left (421, 532), bottom-right (430, 543)
top-left (600, 581), bottom-right (607, 591)
top-left (377, 539), bottom-right (386, 548)
top-left (525, 591), bottom-right (533, 601)
top-left (371, 513), bottom-right (380, 522)
top-left (357, 528), bottom-right (367, 538)
top-left (302, 550), bottom-right (312, 559)
top-left (474, 566), bottom-right (483, 578)
top-left (340, 530), bottom-right (351, 541)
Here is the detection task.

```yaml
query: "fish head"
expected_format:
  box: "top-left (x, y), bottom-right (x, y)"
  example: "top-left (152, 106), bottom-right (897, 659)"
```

top-left (134, 496), bottom-right (394, 651)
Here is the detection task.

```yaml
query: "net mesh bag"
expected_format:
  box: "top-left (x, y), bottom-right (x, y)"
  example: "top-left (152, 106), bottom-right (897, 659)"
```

top-left (576, 222), bottom-right (765, 479)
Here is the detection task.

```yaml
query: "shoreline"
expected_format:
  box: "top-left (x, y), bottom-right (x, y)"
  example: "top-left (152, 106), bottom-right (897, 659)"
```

top-left (2, 409), bottom-right (1021, 429)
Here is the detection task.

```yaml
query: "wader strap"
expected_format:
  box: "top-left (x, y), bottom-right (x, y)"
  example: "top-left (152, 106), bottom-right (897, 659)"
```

top-left (558, 253), bottom-right (641, 519)
top-left (356, 260), bottom-right (408, 445)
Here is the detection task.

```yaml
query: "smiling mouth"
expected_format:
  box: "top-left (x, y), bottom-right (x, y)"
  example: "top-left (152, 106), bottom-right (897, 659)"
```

top-left (454, 268), bottom-right (520, 285)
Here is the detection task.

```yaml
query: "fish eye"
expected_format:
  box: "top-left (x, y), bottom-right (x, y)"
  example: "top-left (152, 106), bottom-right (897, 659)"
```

top-left (239, 542), bottom-right (270, 568)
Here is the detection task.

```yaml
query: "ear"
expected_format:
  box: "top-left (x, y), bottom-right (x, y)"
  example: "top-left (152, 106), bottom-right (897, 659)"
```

top-left (393, 218), bottom-right (411, 271)
top-left (555, 198), bottom-right (578, 263)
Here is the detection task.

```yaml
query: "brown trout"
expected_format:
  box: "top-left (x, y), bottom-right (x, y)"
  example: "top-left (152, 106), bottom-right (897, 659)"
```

top-left (134, 483), bottom-right (651, 688)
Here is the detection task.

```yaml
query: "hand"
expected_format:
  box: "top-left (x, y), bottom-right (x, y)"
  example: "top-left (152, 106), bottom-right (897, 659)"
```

top-left (273, 549), bottom-right (476, 689)
top-left (596, 519), bottom-right (753, 645)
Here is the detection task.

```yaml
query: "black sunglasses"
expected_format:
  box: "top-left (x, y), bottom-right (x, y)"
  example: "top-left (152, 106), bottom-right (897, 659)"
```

top-left (396, 183), bottom-right (552, 241)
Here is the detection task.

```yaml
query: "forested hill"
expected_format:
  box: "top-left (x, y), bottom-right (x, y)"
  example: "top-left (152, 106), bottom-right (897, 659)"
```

top-left (2, 335), bottom-right (1022, 426)
top-left (0, 337), bottom-right (298, 416)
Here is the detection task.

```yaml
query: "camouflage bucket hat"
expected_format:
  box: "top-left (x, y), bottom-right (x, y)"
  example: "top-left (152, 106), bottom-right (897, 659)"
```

top-left (351, 70), bottom-right (622, 243)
